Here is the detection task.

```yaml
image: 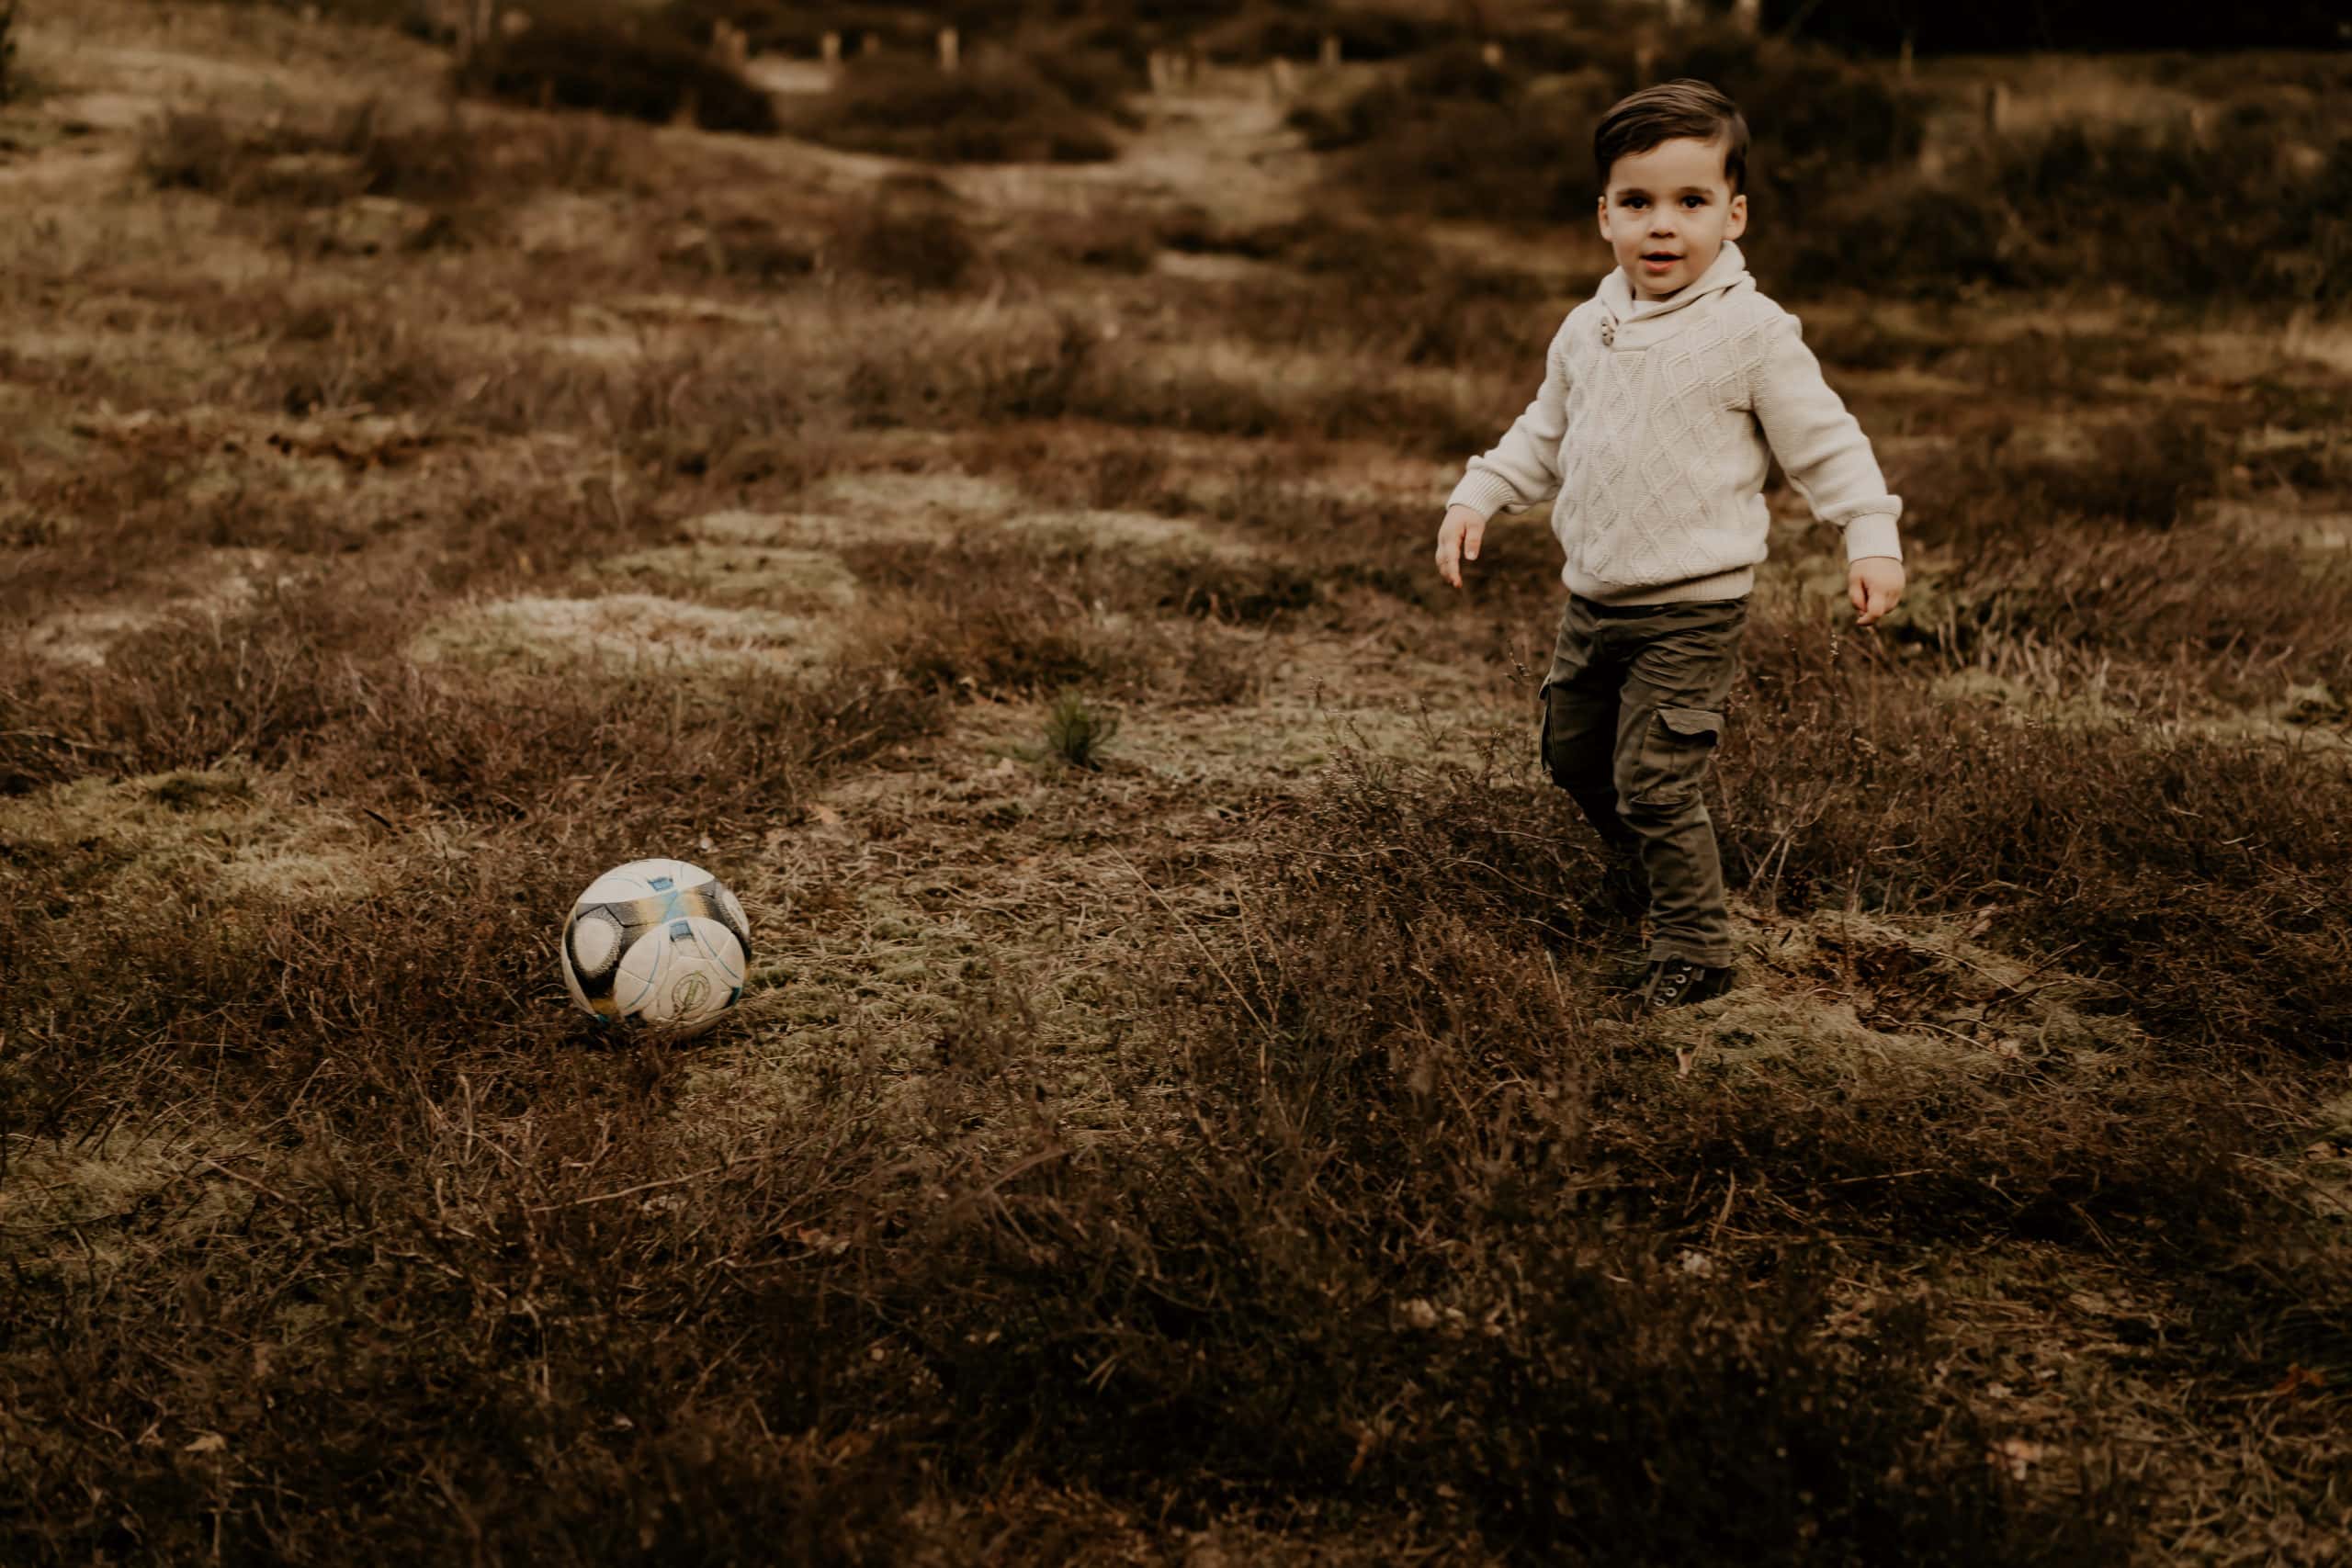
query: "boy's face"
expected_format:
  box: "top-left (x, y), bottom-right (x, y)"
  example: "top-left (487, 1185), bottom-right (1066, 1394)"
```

top-left (1597, 136), bottom-right (1748, 303)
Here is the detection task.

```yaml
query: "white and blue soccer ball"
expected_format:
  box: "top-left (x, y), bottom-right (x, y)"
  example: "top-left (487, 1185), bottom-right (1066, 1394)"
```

top-left (560, 858), bottom-right (750, 1033)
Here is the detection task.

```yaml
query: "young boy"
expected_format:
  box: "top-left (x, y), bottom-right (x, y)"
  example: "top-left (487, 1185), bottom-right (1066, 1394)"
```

top-left (1433, 78), bottom-right (1906, 1011)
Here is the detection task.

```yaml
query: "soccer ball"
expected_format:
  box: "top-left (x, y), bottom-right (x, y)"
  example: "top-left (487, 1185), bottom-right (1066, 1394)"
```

top-left (560, 858), bottom-right (751, 1033)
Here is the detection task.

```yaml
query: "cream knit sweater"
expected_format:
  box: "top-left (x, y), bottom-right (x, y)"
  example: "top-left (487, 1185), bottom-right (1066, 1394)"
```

top-left (1448, 242), bottom-right (1903, 606)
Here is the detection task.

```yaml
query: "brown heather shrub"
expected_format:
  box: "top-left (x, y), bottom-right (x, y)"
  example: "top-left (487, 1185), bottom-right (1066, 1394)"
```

top-left (663, 212), bottom-right (818, 287)
top-left (1272, 714), bottom-right (2344, 1361)
top-left (1804, 318), bottom-right (2188, 394)
top-left (830, 313), bottom-right (1495, 456)
top-left (829, 200), bottom-right (979, 294)
top-left (0, 802), bottom-right (2309, 1550)
top-left (1, 402), bottom-right (588, 614)
top-left (888, 1185), bottom-right (2117, 1560)
top-left (261, 315), bottom-right (463, 418)
top-left (843, 533), bottom-right (1317, 630)
top-left (1148, 205), bottom-right (1556, 378)
top-left (1316, 32), bottom-right (2352, 313)
top-left (3, 684), bottom-right (2327, 1560)
top-left (837, 536), bottom-right (1287, 705)
top-left (0, 580), bottom-right (942, 807)
top-left (1193, 4), bottom-right (1454, 63)
top-left (990, 434), bottom-right (1182, 514)
top-left (1305, 23), bottom-right (1924, 239)
top-left (1043, 214), bottom-right (1159, 275)
top-left (1292, 73), bottom-right (1594, 220)
top-left (0, 439), bottom-right (242, 620)
top-left (1795, 120), bottom-right (2352, 309)
top-left (314, 96), bottom-right (479, 202)
top-left (17, 12), bottom-right (2352, 1559)
top-left (6, 559), bottom-right (2342, 1564)
top-left (654, 0), bottom-right (938, 57)
top-left (1173, 461), bottom-right (1559, 626)
top-left (0, 819), bottom-right (931, 1555)
top-left (1395, 37), bottom-right (1518, 104)
top-left (1057, 354), bottom-right (1492, 456)
top-left (1931, 413), bottom-right (2228, 533)
top-left (456, 17), bottom-right (780, 134)
top-left (781, 56), bottom-right (1116, 164)
top-left (1724, 619), bottom-right (2352, 1055)
top-left (1156, 207), bottom-right (1460, 296)
top-left (132, 97), bottom-right (630, 245)
top-left (139, 101), bottom-right (471, 206)
top-left (834, 315), bottom-right (1102, 428)
top-left (1871, 410), bottom-right (2352, 701)
top-left (1017, 42), bottom-right (1146, 127)
top-left (2147, 49), bottom-right (2352, 102)
top-left (134, 106), bottom-right (254, 195)
top-left (1648, 28), bottom-right (1925, 218)
top-left (175, 290), bottom-right (1493, 477)
top-left (183, 0), bottom-right (440, 26)
top-left (811, 749), bottom-right (2159, 1555)
top-left (1893, 526), bottom-right (2352, 702)
top-left (1202, 265), bottom-right (1549, 378)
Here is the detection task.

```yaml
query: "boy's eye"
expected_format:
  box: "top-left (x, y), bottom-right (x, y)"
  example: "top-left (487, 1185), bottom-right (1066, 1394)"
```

top-left (1682, 195), bottom-right (1707, 208)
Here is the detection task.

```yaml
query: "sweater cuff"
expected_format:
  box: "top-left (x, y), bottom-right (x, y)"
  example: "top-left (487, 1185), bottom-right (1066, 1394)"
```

top-left (1447, 468), bottom-right (1525, 521)
top-left (1841, 513), bottom-right (1903, 565)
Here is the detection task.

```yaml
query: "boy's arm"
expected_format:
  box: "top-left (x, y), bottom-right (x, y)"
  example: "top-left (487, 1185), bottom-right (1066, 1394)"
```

top-left (1446, 319), bottom-right (1575, 522)
top-left (1747, 308), bottom-right (1904, 569)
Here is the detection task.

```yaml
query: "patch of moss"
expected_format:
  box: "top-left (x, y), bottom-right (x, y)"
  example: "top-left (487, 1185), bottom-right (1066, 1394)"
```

top-left (6, 765), bottom-right (375, 904)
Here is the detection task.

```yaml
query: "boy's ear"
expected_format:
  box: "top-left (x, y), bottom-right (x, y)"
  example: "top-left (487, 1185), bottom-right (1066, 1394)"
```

top-left (1596, 193), bottom-right (1611, 238)
top-left (1726, 192), bottom-right (1749, 241)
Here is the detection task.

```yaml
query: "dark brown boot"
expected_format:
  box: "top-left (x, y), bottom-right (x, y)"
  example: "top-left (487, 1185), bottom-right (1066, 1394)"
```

top-left (1639, 956), bottom-right (1735, 1011)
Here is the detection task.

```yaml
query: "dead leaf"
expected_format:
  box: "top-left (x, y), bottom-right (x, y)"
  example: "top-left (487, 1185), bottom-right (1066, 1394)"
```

top-left (2272, 1363), bottom-right (2328, 1396)
top-left (183, 1433), bottom-right (228, 1454)
top-left (808, 803), bottom-right (842, 827)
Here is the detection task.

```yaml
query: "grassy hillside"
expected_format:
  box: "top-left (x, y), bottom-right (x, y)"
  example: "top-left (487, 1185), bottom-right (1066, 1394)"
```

top-left (2, 2), bottom-right (2348, 1562)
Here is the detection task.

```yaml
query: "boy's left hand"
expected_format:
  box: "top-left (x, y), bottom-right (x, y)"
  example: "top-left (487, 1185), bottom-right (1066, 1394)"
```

top-left (1849, 557), bottom-right (1905, 627)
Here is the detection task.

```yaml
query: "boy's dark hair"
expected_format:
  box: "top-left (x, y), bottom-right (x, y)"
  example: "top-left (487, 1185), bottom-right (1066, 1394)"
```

top-left (1593, 79), bottom-right (1749, 196)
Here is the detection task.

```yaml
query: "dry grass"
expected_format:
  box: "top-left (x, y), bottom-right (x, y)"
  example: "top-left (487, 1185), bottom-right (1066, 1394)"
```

top-left (3, 4), bottom-right (2350, 1562)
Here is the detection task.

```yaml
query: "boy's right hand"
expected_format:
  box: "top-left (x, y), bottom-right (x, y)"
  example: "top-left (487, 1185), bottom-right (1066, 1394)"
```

top-left (1436, 503), bottom-right (1487, 589)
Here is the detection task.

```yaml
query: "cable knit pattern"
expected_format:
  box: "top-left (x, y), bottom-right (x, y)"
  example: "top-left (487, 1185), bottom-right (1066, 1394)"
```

top-left (1448, 243), bottom-right (1902, 606)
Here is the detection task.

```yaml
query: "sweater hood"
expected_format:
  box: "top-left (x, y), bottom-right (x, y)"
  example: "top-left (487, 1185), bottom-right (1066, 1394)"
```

top-left (1595, 241), bottom-right (1752, 340)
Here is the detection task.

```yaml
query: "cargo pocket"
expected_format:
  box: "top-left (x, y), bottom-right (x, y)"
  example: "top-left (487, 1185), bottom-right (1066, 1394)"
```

top-left (1625, 705), bottom-right (1723, 806)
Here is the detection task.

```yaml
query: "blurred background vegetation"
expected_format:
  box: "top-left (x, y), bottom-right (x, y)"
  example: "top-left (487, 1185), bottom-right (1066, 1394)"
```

top-left (222, 0), bottom-right (2348, 310)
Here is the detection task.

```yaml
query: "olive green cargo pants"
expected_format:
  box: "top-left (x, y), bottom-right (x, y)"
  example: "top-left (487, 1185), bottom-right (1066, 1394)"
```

top-left (1539, 593), bottom-right (1747, 968)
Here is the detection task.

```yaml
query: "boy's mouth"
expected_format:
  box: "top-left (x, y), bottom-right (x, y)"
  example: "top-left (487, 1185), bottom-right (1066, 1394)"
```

top-left (1641, 252), bottom-right (1681, 270)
